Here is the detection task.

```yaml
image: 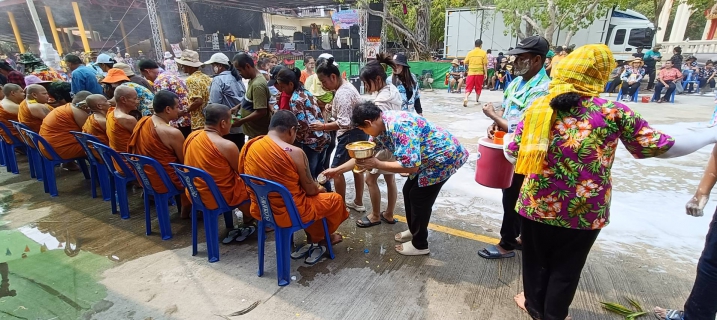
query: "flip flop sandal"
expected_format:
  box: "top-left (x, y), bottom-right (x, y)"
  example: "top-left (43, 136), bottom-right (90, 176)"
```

top-left (477, 245), bottom-right (516, 259)
top-left (395, 241), bottom-right (429, 256)
top-left (291, 243), bottom-right (314, 260)
top-left (304, 245), bottom-right (327, 265)
top-left (356, 215), bottom-right (381, 228)
top-left (656, 309), bottom-right (684, 320)
top-left (221, 226), bottom-right (256, 244)
top-left (395, 230), bottom-right (412, 242)
top-left (380, 212), bottom-right (397, 224)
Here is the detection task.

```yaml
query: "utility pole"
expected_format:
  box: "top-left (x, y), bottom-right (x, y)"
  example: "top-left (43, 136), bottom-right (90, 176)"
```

top-left (178, 0), bottom-right (192, 50)
top-left (146, 0), bottom-right (164, 61)
top-left (26, 0), bottom-right (61, 70)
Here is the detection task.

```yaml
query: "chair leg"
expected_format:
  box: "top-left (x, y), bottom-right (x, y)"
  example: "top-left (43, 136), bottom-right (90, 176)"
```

top-left (6, 144), bottom-right (18, 174)
top-left (46, 161), bottom-right (59, 197)
top-left (223, 211), bottom-right (234, 230)
top-left (109, 176), bottom-right (118, 215)
top-left (205, 211), bottom-right (220, 263)
top-left (257, 220), bottom-right (266, 277)
top-left (0, 142), bottom-right (6, 167)
top-left (26, 148), bottom-right (34, 177)
top-left (116, 180), bottom-right (130, 219)
top-left (191, 206), bottom-right (198, 256)
top-left (144, 191), bottom-right (152, 235)
top-left (98, 166), bottom-right (111, 201)
top-left (322, 218), bottom-right (335, 260)
top-left (156, 194), bottom-right (173, 240)
top-left (89, 164), bottom-right (98, 199)
top-left (32, 150), bottom-right (44, 182)
top-left (77, 159), bottom-right (90, 179)
top-left (276, 228), bottom-right (292, 286)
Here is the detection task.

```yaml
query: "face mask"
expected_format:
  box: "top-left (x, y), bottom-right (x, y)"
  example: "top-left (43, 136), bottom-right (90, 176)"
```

top-left (512, 58), bottom-right (532, 76)
top-left (213, 66), bottom-right (219, 74)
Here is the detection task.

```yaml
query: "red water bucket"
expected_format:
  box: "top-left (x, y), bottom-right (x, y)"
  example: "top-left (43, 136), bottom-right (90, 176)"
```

top-left (475, 137), bottom-right (514, 189)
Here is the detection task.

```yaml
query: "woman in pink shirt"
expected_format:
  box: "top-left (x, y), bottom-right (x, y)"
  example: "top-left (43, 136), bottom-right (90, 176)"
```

top-left (652, 60), bottom-right (683, 103)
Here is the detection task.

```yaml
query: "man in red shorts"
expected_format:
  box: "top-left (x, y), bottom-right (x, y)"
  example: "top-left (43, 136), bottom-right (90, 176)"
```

top-left (463, 39), bottom-right (488, 107)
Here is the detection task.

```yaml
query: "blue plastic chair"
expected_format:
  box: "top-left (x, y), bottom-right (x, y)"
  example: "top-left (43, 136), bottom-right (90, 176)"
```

top-left (616, 84), bottom-right (640, 102)
top-left (123, 153), bottom-right (181, 240)
top-left (683, 70), bottom-right (701, 94)
top-left (8, 120), bottom-right (41, 179)
top-left (19, 128), bottom-right (90, 197)
top-left (240, 174), bottom-right (335, 286)
top-left (70, 131), bottom-right (112, 201)
top-left (0, 122), bottom-right (25, 174)
top-left (170, 163), bottom-right (238, 263)
top-left (87, 141), bottom-right (137, 219)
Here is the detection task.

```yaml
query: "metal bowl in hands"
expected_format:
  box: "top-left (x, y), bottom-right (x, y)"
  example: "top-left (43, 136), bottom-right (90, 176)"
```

top-left (346, 141), bottom-right (376, 159)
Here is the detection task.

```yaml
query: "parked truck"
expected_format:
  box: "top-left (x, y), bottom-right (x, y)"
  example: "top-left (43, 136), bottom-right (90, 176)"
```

top-left (443, 7), bottom-right (655, 61)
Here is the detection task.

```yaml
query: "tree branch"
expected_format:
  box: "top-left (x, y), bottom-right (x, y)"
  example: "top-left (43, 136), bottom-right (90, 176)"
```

top-left (515, 9), bottom-right (544, 35)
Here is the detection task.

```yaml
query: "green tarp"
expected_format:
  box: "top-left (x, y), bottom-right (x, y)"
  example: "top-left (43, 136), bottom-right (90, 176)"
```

top-left (294, 60), bottom-right (454, 89)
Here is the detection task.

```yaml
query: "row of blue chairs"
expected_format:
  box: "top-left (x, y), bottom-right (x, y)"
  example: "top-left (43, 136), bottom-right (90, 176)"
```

top-left (0, 125), bottom-right (335, 286)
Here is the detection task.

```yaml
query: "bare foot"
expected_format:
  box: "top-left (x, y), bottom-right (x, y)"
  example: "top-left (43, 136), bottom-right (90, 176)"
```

top-left (319, 233), bottom-right (343, 246)
top-left (654, 307), bottom-right (668, 319)
top-left (514, 292), bottom-right (527, 313)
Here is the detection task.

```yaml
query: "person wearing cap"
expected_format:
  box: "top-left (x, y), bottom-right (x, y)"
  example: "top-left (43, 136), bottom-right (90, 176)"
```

top-left (163, 52), bottom-right (179, 75)
top-left (138, 59), bottom-right (192, 136)
top-left (0, 61), bottom-right (25, 89)
top-left (0, 83), bottom-right (24, 142)
top-left (101, 68), bottom-right (155, 116)
top-left (478, 36), bottom-right (551, 260)
top-left (388, 53), bottom-right (423, 115)
top-left (64, 54), bottom-right (103, 95)
top-left (643, 45), bottom-right (662, 91)
top-left (463, 39), bottom-right (489, 107)
top-left (206, 52), bottom-right (247, 150)
top-left (633, 46), bottom-right (645, 59)
top-left (176, 50), bottom-right (211, 131)
top-left (448, 59), bottom-right (466, 93)
top-left (18, 84), bottom-right (53, 133)
top-left (619, 58), bottom-right (646, 101)
top-left (94, 53), bottom-right (116, 76)
top-left (39, 91), bottom-right (94, 170)
top-left (114, 62), bottom-right (153, 92)
top-left (233, 53), bottom-right (271, 140)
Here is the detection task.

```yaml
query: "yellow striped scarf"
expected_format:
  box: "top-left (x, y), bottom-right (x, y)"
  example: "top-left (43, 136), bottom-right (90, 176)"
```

top-left (515, 44), bottom-right (616, 175)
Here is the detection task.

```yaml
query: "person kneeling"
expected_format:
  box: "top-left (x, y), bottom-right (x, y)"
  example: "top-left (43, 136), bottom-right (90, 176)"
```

top-left (239, 110), bottom-right (348, 265)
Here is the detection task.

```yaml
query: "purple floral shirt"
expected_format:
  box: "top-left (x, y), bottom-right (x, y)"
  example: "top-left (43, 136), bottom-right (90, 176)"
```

top-left (153, 70), bottom-right (190, 128)
top-left (507, 97), bottom-right (675, 230)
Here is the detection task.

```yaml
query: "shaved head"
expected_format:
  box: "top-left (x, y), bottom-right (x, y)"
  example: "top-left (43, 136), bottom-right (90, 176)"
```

top-left (114, 85), bottom-right (136, 99)
top-left (204, 103), bottom-right (231, 126)
top-left (73, 91), bottom-right (92, 104)
top-left (86, 94), bottom-right (108, 112)
top-left (2, 83), bottom-right (21, 97)
top-left (26, 84), bottom-right (46, 97)
top-left (114, 85), bottom-right (138, 111)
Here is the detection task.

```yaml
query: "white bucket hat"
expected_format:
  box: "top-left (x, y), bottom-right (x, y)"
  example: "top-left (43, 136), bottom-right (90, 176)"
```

top-left (204, 53), bottom-right (230, 66)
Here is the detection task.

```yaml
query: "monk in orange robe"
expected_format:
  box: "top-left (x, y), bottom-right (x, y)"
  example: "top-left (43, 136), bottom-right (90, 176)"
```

top-left (39, 91), bottom-right (93, 162)
top-left (18, 84), bottom-right (53, 133)
top-left (0, 83), bottom-right (24, 142)
top-left (82, 94), bottom-right (110, 145)
top-left (239, 110), bottom-right (347, 263)
top-left (106, 86), bottom-right (139, 152)
top-left (128, 90), bottom-right (191, 217)
top-left (184, 103), bottom-right (254, 239)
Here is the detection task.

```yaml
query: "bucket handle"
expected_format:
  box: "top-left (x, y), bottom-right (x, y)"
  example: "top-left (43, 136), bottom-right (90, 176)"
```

top-left (476, 151), bottom-right (481, 160)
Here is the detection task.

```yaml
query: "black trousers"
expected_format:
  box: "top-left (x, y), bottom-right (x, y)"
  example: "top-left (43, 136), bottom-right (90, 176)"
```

top-left (653, 80), bottom-right (676, 101)
top-left (522, 217), bottom-right (600, 320)
top-left (621, 81), bottom-right (640, 98)
top-left (223, 133), bottom-right (246, 152)
top-left (404, 176), bottom-right (447, 250)
top-left (608, 77), bottom-right (622, 93)
top-left (179, 126), bottom-right (192, 138)
top-left (646, 67), bottom-right (657, 90)
top-left (684, 207), bottom-right (717, 319)
top-left (499, 174), bottom-right (525, 251)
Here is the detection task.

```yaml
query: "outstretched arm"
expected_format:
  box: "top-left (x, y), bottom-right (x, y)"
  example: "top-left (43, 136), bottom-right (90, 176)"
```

top-left (657, 134), bottom-right (716, 159)
top-left (687, 144), bottom-right (717, 217)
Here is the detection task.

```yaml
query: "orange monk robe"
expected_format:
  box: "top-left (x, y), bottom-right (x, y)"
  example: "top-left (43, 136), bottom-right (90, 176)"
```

top-left (127, 117), bottom-right (182, 193)
top-left (183, 130), bottom-right (248, 210)
top-left (18, 100), bottom-right (53, 133)
top-left (0, 105), bottom-right (20, 142)
top-left (105, 107), bottom-right (132, 152)
top-left (238, 136), bottom-right (348, 242)
top-left (82, 115), bottom-right (109, 145)
top-left (39, 104), bottom-right (86, 159)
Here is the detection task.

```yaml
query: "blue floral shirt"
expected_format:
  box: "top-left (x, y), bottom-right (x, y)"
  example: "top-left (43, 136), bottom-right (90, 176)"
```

top-left (388, 74), bottom-right (420, 112)
top-left (371, 110), bottom-right (469, 187)
top-left (289, 89), bottom-right (329, 152)
top-left (501, 68), bottom-right (550, 121)
top-left (122, 82), bottom-right (155, 116)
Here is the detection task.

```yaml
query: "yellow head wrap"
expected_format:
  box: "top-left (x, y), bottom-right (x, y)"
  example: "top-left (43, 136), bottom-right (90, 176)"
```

top-left (515, 44), bottom-right (615, 175)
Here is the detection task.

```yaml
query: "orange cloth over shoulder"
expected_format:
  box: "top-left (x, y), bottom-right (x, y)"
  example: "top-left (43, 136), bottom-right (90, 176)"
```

top-left (183, 130), bottom-right (248, 210)
top-left (82, 115), bottom-right (109, 145)
top-left (0, 104), bottom-right (20, 142)
top-left (18, 100), bottom-right (53, 133)
top-left (39, 104), bottom-right (85, 159)
top-left (105, 107), bottom-right (132, 152)
top-left (238, 136), bottom-right (348, 241)
top-left (128, 117), bottom-right (182, 193)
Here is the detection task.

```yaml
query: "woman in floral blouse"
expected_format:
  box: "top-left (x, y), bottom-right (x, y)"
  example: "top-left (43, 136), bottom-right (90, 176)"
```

top-left (619, 58), bottom-right (645, 101)
top-left (323, 102), bottom-right (469, 256)
top-left (506, 44), bottom-right (717, 320)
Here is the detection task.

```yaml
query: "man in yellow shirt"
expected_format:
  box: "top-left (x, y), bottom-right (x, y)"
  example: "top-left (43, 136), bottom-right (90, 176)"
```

top-left (463, 39), bottom-right (488, 107)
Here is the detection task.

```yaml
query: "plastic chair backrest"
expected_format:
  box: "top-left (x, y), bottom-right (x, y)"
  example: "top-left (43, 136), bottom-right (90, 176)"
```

top-left (240, 174), bottom-right (305, 229)
top-left (122, 153), bottom-right (178, 195)
top-left (87, 140), bottom-right (134, 179)
top-left (0, 122), bottom-right (22, 145)
top-left (18, 128), bottom-right (61, 161)
top-left (8, 120), bottom-right (33, 146)
top-left (69, 131), bottom-right (102, 164)
top-left (170, 163), bottom-right (231, 213)
top-left (684, 70), bottom-right (696, 82)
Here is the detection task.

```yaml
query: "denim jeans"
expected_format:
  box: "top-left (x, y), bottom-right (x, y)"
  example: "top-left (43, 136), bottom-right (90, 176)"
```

top-left (683, 208), bottom-right (717, 319)
top-left (301, 144), bottom-right (331, 192)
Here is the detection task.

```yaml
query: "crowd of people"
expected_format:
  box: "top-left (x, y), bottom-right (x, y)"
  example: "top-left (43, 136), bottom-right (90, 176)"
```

top-left (2, 39), bottom-right (717, 319)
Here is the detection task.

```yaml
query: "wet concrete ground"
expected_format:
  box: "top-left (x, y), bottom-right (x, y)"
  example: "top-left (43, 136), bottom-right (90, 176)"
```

top-left (0, 89), bottom-right (715, 319)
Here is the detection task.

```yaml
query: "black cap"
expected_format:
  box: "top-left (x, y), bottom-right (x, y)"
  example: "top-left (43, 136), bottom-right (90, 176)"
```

top-left (507, 36), bottom-right (550, 56)
top-left (393, 53), bottom-right (409, 67)
top-left (267, 65), bottom-right (284, 86)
